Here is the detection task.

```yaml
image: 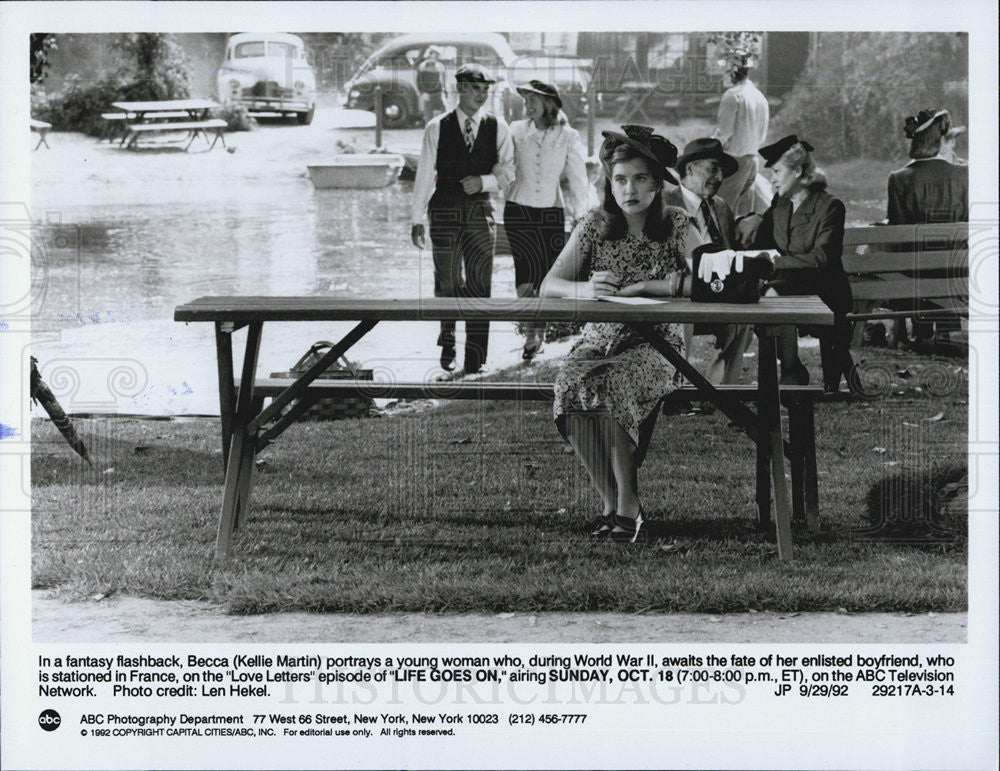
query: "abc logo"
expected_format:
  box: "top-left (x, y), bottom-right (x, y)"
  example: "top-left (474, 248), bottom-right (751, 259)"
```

top-left (38, 709), bottom-right (62, 731)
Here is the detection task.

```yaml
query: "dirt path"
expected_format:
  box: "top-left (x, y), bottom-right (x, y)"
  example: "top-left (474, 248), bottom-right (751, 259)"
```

top-left (32, 592), bottom-right (965, 643)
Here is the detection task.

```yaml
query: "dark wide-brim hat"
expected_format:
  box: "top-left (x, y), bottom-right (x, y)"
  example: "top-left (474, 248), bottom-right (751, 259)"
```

top-left (759, 134), bottom-right (815, 167)
top-left (675, 137), bottom-right (738, 178)
top-left (516, 79), bottom-right (562, 109)
top-left (904, 108), bottom-right (950, 139)
top-left (455, 63), bottom-right (496, 85)
top-left (600, 124), bottom-right (679, 186)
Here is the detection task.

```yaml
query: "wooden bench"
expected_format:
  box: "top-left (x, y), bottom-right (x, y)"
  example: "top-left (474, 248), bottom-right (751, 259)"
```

top-left (30, 119), bottom-right (51, 150)
top-left (843, 223), bottom-right (968, 346)
top-left (123, 118), bottom-right (228, 151)
top-left (240, 377), bottom-right (824, 533)
top-left (100, 111), bottom-right (193, 142)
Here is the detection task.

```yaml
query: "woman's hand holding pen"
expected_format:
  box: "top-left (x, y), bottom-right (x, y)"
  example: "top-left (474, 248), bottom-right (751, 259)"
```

top-left (586, 271), bottom-right (620, 298)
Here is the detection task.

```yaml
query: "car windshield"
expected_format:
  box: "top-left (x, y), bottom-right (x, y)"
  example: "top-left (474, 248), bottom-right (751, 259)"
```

top-left (233, 41), bottom-right (300, 59)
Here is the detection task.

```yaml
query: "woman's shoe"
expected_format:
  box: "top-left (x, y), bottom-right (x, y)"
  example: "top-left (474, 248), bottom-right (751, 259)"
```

top-left (610, 512), bottom-right (645, 544)
top-left (522, 338), bottom-right (541, 361)
top-left (778, 362), bottom-right (810, 386)
top-left (588, 515), bottom-right (615, 539)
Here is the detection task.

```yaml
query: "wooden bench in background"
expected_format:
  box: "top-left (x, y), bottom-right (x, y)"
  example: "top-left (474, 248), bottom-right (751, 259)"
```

top-left (123, 118), bottom-right (228, 151)
top-left (30, 119), bottom-right (52, 150)
top-left (843, 223), bottom-right (969, 346)
top-left (100, 111), bottom-right (193, 142)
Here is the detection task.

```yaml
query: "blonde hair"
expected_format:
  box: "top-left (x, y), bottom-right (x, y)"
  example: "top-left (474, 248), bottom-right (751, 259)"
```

top-left (778, 143), bottom-right (828, 192)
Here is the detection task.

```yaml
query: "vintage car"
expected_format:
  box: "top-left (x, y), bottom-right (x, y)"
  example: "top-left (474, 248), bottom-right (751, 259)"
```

top-left (216, 33), bottom-right (317, 124)
top-left (344, 32), bottom-right (590, 128)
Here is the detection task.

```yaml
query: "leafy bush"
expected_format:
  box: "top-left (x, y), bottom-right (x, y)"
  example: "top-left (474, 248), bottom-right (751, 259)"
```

top-left (771, 32), bottom-right (968, 161)
top-left (211, 103), bottom-right (257, 132)
top-left (863, 462), bottom-right (968, 542)
top-left (32, 74), bottom-right (126, 135)
top-left (31, 33), bottom-right (194, 136)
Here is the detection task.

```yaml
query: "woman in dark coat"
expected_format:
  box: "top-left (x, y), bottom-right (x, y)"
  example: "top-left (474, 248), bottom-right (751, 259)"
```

top-left (744, 135), bottom-right (855, 392)
top-left (886, 108), bottom-right (968, 344)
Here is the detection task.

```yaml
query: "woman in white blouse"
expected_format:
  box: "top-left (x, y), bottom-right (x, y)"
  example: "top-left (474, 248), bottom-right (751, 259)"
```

top-left (505, 80), bottom-right (590, 359)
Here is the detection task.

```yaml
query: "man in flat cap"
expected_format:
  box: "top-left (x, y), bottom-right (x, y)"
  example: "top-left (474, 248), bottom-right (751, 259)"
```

top-left (665, 137), bottom-right (753, 386)
top-left (411, 63), bottom-right (515, 375)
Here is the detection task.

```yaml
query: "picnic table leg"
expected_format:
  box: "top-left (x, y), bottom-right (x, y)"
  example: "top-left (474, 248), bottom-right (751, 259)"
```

top-left (234, 393), bottom-right (265, 533)
top-left (797, 400), bottom-right (820, 532)
top-left (207, 129), bottom-right (226, 150)
top-left (215, 322), bottom-right (236, 471)
top-left (216, 321), bottom-right (263, 559)
top-left (788, 400), bottom-right (806, 523)
top-left (757, 329), bottom-right (794, 559)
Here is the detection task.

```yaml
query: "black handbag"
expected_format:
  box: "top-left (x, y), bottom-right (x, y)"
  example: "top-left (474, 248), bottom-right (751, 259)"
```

top-left (269, 342), bottom-right (374, 421)
top-left (691, 244), bottom-right (773, 303)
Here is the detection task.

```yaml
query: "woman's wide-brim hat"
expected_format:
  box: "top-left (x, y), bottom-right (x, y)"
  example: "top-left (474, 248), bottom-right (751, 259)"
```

top-left (675, 137), bottom-right (738, 178)
top-left (600, 124), bottom-right (679, 186)
top-left (904, 108), bottom-right (950, 139)
top-left (758, 134), bottom-right (815, 168)
top-left (516, 79), bottom-right (562, 109)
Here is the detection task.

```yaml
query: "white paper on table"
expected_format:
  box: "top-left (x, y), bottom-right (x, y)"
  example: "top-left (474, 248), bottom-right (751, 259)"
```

top-left (597, 295), bottom-right (672, 305)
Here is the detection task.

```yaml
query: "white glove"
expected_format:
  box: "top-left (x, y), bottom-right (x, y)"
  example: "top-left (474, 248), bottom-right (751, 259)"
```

top-left (698, 249), bottom-right (735, 282)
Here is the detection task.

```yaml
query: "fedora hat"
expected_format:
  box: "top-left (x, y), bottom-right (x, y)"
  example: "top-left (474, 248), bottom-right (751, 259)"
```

top-left (904, 108), bottom-right (950, 139)
top-left (759, 135), bottom-right (814, 168)
top-left (675, 137), bottom-right (738, 178)
top-left (600, 124), bottom-right (679, 186)
top-left (516, 79), bottom-right (562, 109)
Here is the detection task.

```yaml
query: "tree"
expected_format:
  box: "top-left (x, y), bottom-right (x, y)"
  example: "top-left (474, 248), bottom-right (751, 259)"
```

top-left (30, 33), bottom-right (58, 83)
top-left (113, 33), bottom-right (192, 101)
top-left (771, 32), bottom-right (968, 161)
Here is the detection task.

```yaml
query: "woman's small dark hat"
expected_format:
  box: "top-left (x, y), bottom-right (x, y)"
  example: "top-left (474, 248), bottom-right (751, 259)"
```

top-left (759, 135), bottom-right (814, 167)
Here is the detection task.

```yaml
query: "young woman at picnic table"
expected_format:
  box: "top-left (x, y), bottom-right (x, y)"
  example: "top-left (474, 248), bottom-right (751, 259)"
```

top-left (540, 125), bottom-right (701, 544)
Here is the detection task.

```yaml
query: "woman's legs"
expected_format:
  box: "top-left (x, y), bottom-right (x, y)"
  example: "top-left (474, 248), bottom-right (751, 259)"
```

top-left (506, 202), bottom-right (564, 356)
top-left (564, 412), bottom-right (616, 517)
top-left (608, 421), bottom-right (641, 521)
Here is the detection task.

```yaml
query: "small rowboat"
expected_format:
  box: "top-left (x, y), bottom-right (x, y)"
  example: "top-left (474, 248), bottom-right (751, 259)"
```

top-left (307, 154), bottom-right (405, 189)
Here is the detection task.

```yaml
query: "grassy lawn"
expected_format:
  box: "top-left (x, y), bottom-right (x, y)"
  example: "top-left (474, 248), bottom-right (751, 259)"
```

top-left (32, 340), bottom-right (968, 615)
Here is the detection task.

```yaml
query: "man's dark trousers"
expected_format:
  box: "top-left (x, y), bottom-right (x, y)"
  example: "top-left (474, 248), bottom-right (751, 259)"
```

top-left (428, 193), bottom-right (494, 373)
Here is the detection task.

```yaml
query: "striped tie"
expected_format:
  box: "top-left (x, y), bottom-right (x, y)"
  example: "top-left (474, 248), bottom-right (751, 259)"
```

top-left (464, 117), bottom-right (475, 152)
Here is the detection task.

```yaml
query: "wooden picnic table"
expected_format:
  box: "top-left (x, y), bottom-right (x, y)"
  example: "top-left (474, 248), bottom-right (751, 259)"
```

top-left (174, 295), bottom-right (834, 560)
top-left (110, 99), bottom-right (223, 150)
top-left (111, 98), bottom-right (219, 122)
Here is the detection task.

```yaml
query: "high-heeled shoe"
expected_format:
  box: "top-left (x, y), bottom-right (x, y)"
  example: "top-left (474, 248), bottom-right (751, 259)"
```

top-left (522, 338), bottom-right (541, 361)
top-left (610, 511), bottom-right (645, 544)
top-left (588, 514), bottom-right (616, 539)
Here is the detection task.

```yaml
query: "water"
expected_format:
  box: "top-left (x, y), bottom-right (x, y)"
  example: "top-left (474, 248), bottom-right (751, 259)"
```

top-left (30, 156), bottom-right (519, 415)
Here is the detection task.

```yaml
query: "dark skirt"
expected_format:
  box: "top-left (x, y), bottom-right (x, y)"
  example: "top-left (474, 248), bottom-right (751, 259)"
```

top-left (503, 201), bottom-right (566, 291)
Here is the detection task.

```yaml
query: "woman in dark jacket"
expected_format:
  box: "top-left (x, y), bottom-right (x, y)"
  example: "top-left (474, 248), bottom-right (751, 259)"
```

top-left (744, 135), bottom-right (855, 392)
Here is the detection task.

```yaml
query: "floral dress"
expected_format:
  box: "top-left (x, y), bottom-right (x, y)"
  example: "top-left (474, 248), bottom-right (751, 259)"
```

top-left (554, 208), bottom-right (690, 465)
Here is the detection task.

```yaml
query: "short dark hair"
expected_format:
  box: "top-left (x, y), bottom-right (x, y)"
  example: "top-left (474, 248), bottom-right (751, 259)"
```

top-left (597, 144), bottom-right (673, 242)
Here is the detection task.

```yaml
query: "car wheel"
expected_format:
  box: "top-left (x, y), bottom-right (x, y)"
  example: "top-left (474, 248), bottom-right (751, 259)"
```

top-left (297, 105), bottom-right (315, 125)
top-left (380, 93), bottom-right (410, 129)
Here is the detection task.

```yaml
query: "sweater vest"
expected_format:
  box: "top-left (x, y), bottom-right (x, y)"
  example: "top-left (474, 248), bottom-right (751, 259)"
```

top-left (433, 112), bottom-right (498, 200)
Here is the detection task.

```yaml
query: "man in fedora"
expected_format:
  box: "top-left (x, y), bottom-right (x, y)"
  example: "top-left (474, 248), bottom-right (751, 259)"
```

top-left (665, 137), bottom-right (753, 386)
top-left (411, 63), bottom-right (515, 375)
